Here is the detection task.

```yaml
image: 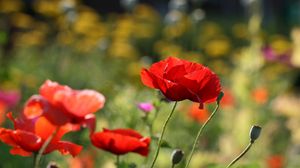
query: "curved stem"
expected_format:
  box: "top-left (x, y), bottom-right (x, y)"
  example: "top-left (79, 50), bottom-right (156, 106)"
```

top-left (226, 142), bottom-right (253, 168)
top-left (171, 164), bottom-right (175, 168)
top-left (150, 101), bottom-right (178, 168)
top-left (184, 104), bottom-right (220, 168)
top-left (34, 127), bottom-right (59, 168)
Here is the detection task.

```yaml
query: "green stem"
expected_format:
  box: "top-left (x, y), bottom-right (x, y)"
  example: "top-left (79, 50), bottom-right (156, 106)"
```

top-left (116, 155), bottom-right (120, 168)
top-left (226, 142), bottom-right (253, 168)
top-left (184, 103), bottom-right (220, 168)
top-left (33, 153), bottom-right (37, 168)
top-left (34, 128), bottom-right (59, 168)
top-left (172, 164), bottom-right (175, 168)
top-left (150, 101), bottom-right (178, 168)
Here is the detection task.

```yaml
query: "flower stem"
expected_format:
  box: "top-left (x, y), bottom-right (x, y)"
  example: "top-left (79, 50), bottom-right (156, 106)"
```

top-left (33, 153), bottom-right (37, 167)
top-left (150, 101), bottom-right (178, 168)
top-left (116, 155), bottom-right (120, 168)
top-left (184, 103), bottom-right (220, 168)
top-left (226, 142), bottom-right (253, 168)
top-left (34, 128), bottom-right (59, 168)
top-left (171, 164), bottom-right (175, 168)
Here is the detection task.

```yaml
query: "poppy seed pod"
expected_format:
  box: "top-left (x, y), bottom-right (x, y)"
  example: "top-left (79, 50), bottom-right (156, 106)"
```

top-left (171, 149), bottom-right (184, 165)
top-left (249, 125), bottom-right (262, 142)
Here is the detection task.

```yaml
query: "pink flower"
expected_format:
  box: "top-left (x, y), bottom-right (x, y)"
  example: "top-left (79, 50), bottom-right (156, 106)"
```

top-left (137, 102), bottom-right (154, 113)
top-left (0, 90), bottom-right (21, 108)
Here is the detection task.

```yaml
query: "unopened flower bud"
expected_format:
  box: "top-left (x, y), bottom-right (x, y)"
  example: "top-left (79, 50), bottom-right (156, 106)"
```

top-left (217, 91), bottom-right (224, 104)
top-left (249, 125), bottom-right (261, 142)
top-left (47, 161), bottom-right (59, 168)
top-left (171, 149), bottom-right (184, 165)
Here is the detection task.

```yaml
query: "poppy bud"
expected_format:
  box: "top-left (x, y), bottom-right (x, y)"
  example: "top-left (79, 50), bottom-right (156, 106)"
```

top-left (46, 161), bottom-right (59, 168)
top-left (217, 91), bottom-right (224, 104)
top-left (249, 125), bottom-right (261, 142)
top-left (171, 149), bottom-right (184, 165)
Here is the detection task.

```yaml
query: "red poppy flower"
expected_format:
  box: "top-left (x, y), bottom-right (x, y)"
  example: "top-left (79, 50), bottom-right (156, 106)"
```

top-left (141, 57), bottom-right (221, 107)
top-left (39, 80), bottom-right (105, 132)
top-left (90, 128), bottom-right (151, 156)
top-left (0, 98), bottom-right (82, 157)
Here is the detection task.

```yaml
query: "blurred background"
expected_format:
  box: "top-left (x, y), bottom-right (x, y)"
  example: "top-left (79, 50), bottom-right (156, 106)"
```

top-left (0, 0), bottom-right (300, 167)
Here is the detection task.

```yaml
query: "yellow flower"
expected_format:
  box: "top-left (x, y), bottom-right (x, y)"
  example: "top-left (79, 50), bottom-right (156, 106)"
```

top-left (232, 23), bottom-right (249, 39)
top-left (204, 36), bottom-right (231, 57)
top-left (269, 35), bottom-right (291, 55)
top-left (0, 0), bottom-right (23, 13)
top-left (133, 4), bottom-right (160, 22)
top-left (163, 11), bottom-right (191, 39)
top-left (10, 13), bottom-right (34, 29)
top-left (73, 7), bottom-right (101, 35)
top-left (16, 30), bottom-right (46, 47)
top-left (291, 27), bottom-right (300, 67)
top-left (111, 16), bottom-right (135, 40)
top-left (108, 40), bottom-right (138, 58)
top-left (34, 0), bottom-right (61, 17)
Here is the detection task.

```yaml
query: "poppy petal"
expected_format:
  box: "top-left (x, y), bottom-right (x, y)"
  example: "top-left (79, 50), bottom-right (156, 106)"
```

top-left (0, 128), bottom-right (18, 146)
top-left (141, 69), bottom-right (157, 89)
top-left (103, 128), bottom-right (143, 139)
top-left (10, 146), bottom-right (32, 156)
top-left (11, 130), bottom-right (42, 152)
top-left (57, 90), bottom-right (105, 118)
top-left (91, 129), bottom-right (150, 156)
top-left (46, 141), bottom-right (82, 157)
top-left (39, 80), bottom-right (71, 106)
top-left (25, 95), bottom-right (70, 125)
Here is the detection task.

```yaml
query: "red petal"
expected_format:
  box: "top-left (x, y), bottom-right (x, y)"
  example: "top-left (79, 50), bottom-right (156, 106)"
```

top-left (81, 114), bottom-right (96, 134)
top-left (34, 116), bottom-right (57, 141)
top-left (103, 128), bottom-right (143, 139)
top-left (0, 128), bottom-right (18, 146)
top-left (163, 57), bottom-right (186, 72)
top-left (133, 137), bottom-right (151, 156)
top-left (142, 69), bottom-right (189, 101)
top-left (163, 64), bottom-right (187, 82)
top-left (57, 90), bottom-right (105, 118)
top-left (10, 146), bottom-right (32, 156)
top-left (46, 141), bottom-right (82, 157)
top-left (39, 80), bottom-right (71, 106)
top-left (25, 95), bottom-right (70, 126)
top-left (91, 130), bottom-right (150, 156)
top-left (6, 112), bottom-right (17, 128)
top-left (141, 69), bottom-right (157, 89)
top-left (11, 130), bottom-right (42, 152)
top-left (180, 67), bottom-right (221, 103)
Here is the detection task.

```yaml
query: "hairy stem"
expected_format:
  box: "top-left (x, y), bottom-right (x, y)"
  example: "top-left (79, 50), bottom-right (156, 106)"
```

top-left (184, 104), bottom-right (220, 168)
top-left (34, 128), bottom-right (58, 168)
top-left (226, 142), bottom-right (253, 168)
